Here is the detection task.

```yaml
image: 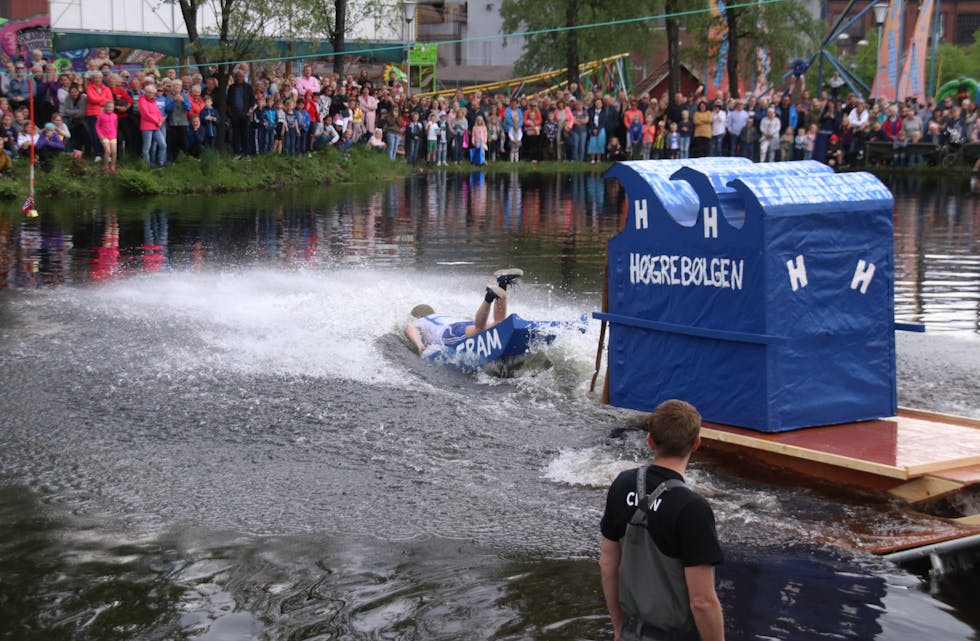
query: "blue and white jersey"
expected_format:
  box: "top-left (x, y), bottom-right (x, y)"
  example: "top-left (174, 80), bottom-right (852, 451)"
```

top-left (415, 314), bottom-right (472, 346)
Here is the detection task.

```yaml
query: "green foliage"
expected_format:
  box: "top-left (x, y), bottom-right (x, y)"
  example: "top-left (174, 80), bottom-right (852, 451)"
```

top-left (500, 0), bottom-right (665, 78)
top-left (851, 33), bottom-right (877, 90)
top-left (0, 150), bottom-right (413, 204)
top-left (0, 178), bottom-right (19, 200)
top-left (683, 1), bottom-right (820, 97)
top-left (116, 168), bottom-right (165, 196)
top-left (935, 42), bottom-right (973, 89)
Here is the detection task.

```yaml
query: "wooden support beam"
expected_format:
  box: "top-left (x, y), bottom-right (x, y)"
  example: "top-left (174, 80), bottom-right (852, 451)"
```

top-left (888, 476), bottom-right (965, 503)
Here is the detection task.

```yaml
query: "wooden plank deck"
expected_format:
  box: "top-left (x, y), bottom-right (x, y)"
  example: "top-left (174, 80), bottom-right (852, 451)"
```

top-left (700, 408), bottom-right (980, 488)
top-left (698, 408), bottom-right (980, 555)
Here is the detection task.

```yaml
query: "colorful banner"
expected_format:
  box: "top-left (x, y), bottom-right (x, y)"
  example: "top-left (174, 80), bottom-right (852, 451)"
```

top-left (896, 0), bottom-right (934, 103)
top-left (0, 15), bottom-right (51, 62)
top-left (871, 0), bottom-right (904, 101)
top-left (704, 0), bottom-right (730, 99)
top-left (56, 48), bottom-right (166, 73)
top-left (752, 46), bottom-right (771, 98)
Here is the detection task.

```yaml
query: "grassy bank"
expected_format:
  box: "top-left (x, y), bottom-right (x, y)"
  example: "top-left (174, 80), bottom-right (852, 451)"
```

top-left (3, 147), bottom-right (960, 206)
top-left (0, 147), bottom-right (417, 203)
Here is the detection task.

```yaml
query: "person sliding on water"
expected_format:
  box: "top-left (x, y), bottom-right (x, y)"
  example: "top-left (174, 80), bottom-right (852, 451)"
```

top-left (405, 268), bottom-right (523, 356)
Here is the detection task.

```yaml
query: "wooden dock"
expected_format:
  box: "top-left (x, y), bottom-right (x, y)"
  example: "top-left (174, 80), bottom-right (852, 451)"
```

top-left (699, 408), bottom-right (980, 555)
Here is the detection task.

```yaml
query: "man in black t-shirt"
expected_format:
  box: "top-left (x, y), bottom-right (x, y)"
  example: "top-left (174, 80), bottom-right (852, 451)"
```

top-left (599, 399), bottom-right (725, 641)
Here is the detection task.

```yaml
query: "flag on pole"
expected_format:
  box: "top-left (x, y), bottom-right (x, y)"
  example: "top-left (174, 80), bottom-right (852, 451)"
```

top-left (871, 0), bottom-right (903, 101)
top-left (896, 0), bottom-right (934, 104)
top-left (21, 194), bottom-right (34, 212)
top-left (704, 0), bottom-right (730, 100)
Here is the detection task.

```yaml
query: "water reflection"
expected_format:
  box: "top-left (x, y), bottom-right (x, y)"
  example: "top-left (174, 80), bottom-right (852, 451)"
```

top-left (0, 173), bottom-right (977, 332)
top-left (3, 485), bottom-right (973, 641)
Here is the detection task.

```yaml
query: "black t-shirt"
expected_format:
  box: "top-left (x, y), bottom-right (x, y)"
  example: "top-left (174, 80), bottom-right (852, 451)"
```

top-left (600, 465), bottom-right (723, 567)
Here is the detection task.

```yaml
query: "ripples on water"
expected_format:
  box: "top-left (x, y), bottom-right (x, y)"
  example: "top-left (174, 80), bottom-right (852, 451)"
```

top-left (0, 172), bottom-right (978, 640)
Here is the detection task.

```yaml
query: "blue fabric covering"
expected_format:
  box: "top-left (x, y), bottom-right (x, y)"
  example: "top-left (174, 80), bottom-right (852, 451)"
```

top-left (598, 160), bottom-right (896, 432)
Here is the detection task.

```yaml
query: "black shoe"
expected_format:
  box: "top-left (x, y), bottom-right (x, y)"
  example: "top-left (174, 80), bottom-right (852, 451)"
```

top-left (494, 268), bottom-right (523, 289)
top-left (485, 283), bottom-right (507, 302)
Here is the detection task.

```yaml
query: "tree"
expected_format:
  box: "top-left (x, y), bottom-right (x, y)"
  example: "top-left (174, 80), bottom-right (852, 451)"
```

top-left (935, 42), bottom-right (973, 89)
top-left (292, 0), bottom-right (401, 76)
top-left (665, 0), bottom-right (680, 103)
top-left (175, 0), bottom-right (278, 149)
top-left (683, 1), bottom-right (819, 98)
top-left (500, 0), bottom-right (665, 81)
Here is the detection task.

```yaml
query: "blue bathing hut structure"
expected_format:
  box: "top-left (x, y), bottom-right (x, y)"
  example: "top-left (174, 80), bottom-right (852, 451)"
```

top-left (596, 160), bottom-right (896, 432)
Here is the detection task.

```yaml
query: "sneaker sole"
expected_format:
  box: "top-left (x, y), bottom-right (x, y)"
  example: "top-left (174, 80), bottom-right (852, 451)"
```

top-left (493, 268), bottom-right (524, 278)
top-left (486, 284), bottom-right (507, 299)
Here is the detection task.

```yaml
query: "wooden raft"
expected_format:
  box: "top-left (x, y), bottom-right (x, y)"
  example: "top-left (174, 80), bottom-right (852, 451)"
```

top-left (699, 407), bottom-right (980, 554)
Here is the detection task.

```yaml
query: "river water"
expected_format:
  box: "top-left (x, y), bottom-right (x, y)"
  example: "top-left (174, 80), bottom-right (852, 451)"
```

top-left (0, 171), bottom-right (978, 641)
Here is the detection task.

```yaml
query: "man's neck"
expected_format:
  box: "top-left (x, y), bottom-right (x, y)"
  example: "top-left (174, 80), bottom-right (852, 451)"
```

top-left (651, 455), bottom-right (689, 478)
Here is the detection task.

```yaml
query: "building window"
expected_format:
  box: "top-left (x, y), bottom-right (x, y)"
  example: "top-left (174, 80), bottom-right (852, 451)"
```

top-left (955, 14), bottom-right (980, 45)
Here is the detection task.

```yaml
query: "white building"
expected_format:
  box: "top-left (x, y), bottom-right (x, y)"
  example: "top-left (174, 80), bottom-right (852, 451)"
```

top-left (417, 0), bottom-right (523, 82)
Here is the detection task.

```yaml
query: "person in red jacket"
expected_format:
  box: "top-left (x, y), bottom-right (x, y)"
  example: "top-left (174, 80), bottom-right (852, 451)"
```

top-left (84, 71), bottom-right (111, 159)
top-left (138, 84), bottom-right (167, 166)
top-left (108, 73), bottom-right (134, 158)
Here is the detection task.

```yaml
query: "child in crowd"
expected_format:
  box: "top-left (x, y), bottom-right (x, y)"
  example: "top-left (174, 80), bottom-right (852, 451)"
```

top-left (487, 114), bottom-right (501, 163)
top-left (95, 99), bottom-right (118, 173)
top-left (252, 102), bottom-right (268, 153)
top-left (35, 122), bottom-right (65, 172)
top-left (51, 112), bottom-right (71, 149)
top-left (200, 95), bottom-right (218, 148)
top-left (284, 101), bottom-right (299, 156)
top-left (274, 98), bottom-right (286, 154)
top-left (405, 111), bottom-right (423, 164)
top-left (793, 127), bottom-right (807, 161)
top-left (368, 128), bottom-right (386, 152)
top-left (350, 99), bottom-right (365, 142)
top-left (667, 121), bottom-right (680, 160)
top-left (0, 114), bottom-right (16, 159)
top-left (805, 124), bottom-right (817, 160)
top-left (652, 120), bottom-right (666, 160)
top-left (740, 116), bottom-right (757, 161)
top-left (892, 129), bottom-right (908, 167)
top-left (296, 105), bottom-right (310, 154)
top-left (426, 113), bottom-right (439, 165)
top-left (543, 111), bottom-right (559, 161)
top-left (341, 129), bottom-right (354, 159)
top-left (779, 127), bottom-right (794, 162)
top-left (641, 113), bottom-right (656, 160)
top-left (607, 136), bottom-right (627, 161)
top-left (508, 121), bottom-right (522, 162)
top-left (262, 97), bottom-right (276, 153)
top-left (436, 112), bottom-right (449, 166)
top-left (677, 110), bottom-right (692, 159)
top-left (628, 113), bottom-right (643, 160)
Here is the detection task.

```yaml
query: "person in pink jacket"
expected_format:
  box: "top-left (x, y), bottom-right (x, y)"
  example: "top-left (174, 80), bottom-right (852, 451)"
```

top-left (84, 71), bottom-right (111, 159)
top-left (95, 99), bottom-right (118, 172)
top-left (139, 84), bottom-right (167, 166)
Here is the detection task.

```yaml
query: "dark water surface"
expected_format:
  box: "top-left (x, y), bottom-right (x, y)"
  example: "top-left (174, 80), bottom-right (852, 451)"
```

top-left (1, 172), bottom-right (978, 640)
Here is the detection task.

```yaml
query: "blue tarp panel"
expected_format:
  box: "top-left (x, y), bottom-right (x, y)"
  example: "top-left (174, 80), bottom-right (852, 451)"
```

top-left (598, 160), bottom-right (896, 432)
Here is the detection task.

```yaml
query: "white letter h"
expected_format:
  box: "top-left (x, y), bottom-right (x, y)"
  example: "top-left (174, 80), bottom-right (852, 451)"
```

top-left (634, 199), bottom-right (648, 230)
top-left (786, 255), bottom-right (807, 292)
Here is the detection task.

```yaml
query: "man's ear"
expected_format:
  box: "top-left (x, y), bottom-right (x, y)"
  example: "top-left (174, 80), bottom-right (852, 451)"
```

top-left (646, 432), bottom-right (655, 450)
top-left (692, 434), bottom-right (701, 452)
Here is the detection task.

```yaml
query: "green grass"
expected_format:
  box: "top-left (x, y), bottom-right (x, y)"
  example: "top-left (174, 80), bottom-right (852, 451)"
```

top-left (0, 147), bottom-right (414, 202)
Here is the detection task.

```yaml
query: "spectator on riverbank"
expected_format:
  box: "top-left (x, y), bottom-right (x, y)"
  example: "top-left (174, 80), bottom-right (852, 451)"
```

top-left (2, 56), bottom-right (975, 176)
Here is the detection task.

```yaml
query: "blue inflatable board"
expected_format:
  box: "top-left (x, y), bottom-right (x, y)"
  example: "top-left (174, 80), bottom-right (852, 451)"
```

top-left (596, 160), bottom-right (896, 432)
top-left (422, 313), bottom-right (585, 372)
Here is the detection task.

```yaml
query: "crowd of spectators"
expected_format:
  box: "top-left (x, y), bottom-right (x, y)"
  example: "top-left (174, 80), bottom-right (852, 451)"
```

top-left (2, 48), bottom-right (979, 175)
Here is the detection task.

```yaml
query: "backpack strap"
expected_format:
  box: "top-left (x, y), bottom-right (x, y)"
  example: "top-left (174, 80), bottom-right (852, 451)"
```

top-left (635, 466), bottom-right (689, 514)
